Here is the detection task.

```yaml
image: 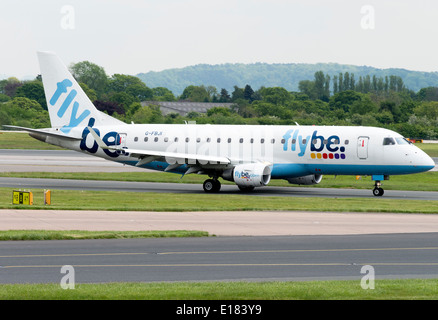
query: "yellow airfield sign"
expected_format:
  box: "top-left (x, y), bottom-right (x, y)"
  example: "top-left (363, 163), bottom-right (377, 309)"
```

top-left (12, 190), bottom-right (33, 205)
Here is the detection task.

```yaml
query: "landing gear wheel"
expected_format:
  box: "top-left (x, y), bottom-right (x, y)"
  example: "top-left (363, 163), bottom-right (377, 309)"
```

top-left (373, 187), bottom-right (384, 197)
top-left (372, 180), bottom-right (384, 197)
top-left (203, 179), bottom-right (221, 193)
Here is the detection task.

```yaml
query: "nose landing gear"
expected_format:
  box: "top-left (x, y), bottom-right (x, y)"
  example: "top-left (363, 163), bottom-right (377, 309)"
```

top-left (372, 180), bottom-right (384, 197)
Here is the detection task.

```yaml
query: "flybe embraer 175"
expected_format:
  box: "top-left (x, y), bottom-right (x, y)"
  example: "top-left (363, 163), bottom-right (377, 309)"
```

top-left (5, 52), bottom-right (435, 196)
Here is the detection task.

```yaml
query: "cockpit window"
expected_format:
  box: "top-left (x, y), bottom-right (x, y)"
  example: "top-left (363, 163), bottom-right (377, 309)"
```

top-left (383, 137), bottom-right (396, 145)
top-left (396, 137), bottom-right (410, 145)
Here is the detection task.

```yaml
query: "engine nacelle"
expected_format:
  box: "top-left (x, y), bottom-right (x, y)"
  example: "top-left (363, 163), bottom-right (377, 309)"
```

top-left (286, 174), bottom-right (323, 185)
top-left (223, 163), bottom-right (271, 187)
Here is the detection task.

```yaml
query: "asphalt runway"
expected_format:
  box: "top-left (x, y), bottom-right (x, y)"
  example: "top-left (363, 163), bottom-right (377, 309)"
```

top-left (1, 233), bottom-right (438, 284)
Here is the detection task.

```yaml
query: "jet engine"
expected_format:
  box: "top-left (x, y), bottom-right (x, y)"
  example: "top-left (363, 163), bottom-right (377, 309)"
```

top-left (286, 174), bottom-right (323, 185)
top-left (223, 163), bottom-right (271, 188)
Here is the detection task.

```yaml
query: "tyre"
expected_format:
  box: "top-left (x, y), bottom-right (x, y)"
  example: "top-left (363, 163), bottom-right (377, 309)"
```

top-left (203, 179), bottom-right (221, 193)
top-left (372, 187), bottom-right (384, 196)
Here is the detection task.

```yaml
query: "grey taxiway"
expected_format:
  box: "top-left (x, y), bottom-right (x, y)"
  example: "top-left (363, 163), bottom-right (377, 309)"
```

top-left (1, 233), bottom-right (438, 284)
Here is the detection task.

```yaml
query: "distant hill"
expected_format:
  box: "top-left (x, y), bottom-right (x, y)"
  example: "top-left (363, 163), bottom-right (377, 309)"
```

top-left (137, 62), bottom-right (438, 96)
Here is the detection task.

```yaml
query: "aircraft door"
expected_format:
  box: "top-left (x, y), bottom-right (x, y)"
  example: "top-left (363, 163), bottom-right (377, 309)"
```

top-left (357, 137), bottom-right (369, 159)
top-left (117, 133), bottom-right (127, 148)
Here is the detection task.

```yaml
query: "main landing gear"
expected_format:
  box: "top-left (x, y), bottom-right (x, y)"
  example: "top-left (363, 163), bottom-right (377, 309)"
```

top-left (372, 180), bottom-right (384, 197)
top-left (203, 178), bottom-right (221, 193)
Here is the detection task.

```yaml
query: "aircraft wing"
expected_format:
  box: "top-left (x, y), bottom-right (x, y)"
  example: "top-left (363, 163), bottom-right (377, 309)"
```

top-left (87, 127), bottom-right (231, 167)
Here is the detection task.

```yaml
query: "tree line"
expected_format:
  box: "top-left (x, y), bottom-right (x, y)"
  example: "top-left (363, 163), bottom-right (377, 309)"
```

top-left (1, 61), bottom-right (438, 139)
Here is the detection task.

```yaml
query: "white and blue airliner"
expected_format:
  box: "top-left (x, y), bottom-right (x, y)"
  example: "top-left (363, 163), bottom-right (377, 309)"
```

top-left (6, 52), bottom-right (435, 196)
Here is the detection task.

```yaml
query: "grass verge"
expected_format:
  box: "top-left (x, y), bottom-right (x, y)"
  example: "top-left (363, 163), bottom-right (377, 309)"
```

top-left (0, 132), bottom-right (63, 150)
top-left (1, 279), bottom-right (438, 300)
top-left (1, 188), bottom-right (437, 213)
top-left (0, 230), bottom-right (209, 241)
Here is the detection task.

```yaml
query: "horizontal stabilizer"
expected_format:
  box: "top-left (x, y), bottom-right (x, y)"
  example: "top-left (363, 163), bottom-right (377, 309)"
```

top-left (3, 125), bottom-right (82, 141)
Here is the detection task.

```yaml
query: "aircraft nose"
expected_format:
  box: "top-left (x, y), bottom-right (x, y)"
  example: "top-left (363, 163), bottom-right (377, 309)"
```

top-left (416, 151), bottom-right (436, 171)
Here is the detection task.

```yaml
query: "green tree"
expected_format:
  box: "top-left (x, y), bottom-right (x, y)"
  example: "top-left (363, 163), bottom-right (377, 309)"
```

top-left (207, 107), bottom-right (231, 117)
top-left (414, 101), bottom-right (438, 119)
top-left (2, 77), bottom-right (22, 97)
top-left (349, 95), bottom-right (378, 115)
top-left (231, 86), bottom-right (244, 101)
top-left (108, 92), bottom-right (137, 112)
top-left (243, 84), bottom-right (255, 102)
top-left (298, 80), bottom-right (315, 99)
top-left (314, 71), bottom-right (325, 100)
top-left (70, 61), bottom-right (108, 96)
top-left (78, 82), bottom-right (97, 102)
top-left (416, 87), bottom-right (438, 101)
top-left (180, 85), bottom-right (210, 102)
top-left (329, 90), bottom-right (362, 112)
top-left (219, 88), bottom-right (231, 102)
top-left (130, 104), bottom-right (163, 123)
top-left (380, 100), bottom-right (402, 122)
top-left (0, 97), bottom-right (50, 128)
top-left (152, 87), bottom-right (176, 101)
top-left (333, 75), bottom-right (338, 94)
top-left (107, 74), bottom-right (153, 101)
top-left (14, 81), bottom-right (47, 109)
top-left (259, 87), bottom-right (292, 105)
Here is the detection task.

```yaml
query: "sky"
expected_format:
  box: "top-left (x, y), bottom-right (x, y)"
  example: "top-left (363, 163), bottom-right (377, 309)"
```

top-left (1, 0), bottom-right (438, 79)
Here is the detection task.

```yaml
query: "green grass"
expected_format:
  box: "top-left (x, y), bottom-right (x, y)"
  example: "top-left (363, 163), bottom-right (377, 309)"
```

top-left (1, 188), bottom-right (437, 213)
top-left (0, 230), bottom-right (209, 241)
top-left (417, 142), bottom-right (438, 157)
top-left (0, 132), bottom-right (63, 150)
top-left (1, 279), bottom-right (438, 300)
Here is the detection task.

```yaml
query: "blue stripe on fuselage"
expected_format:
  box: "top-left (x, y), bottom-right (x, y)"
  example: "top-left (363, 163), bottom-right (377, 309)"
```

top-left (117, 160), bottom-right (433, 178)
top-left (271, 163), bottom-right (434, 177)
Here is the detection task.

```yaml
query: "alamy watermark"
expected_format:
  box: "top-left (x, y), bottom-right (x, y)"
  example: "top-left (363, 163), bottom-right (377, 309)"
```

top-left (360, 265), bottom-right (375, 289)
top-left (360, 5), bottom-right (375, 30)
top-left (60, 5), bottom-right (75, 30)
top-left (60, 265), bottom-right (75, 289)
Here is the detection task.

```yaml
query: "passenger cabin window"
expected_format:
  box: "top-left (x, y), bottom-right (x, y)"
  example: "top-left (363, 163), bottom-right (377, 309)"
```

top-left (383, 137), bottom-right (396, 145)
